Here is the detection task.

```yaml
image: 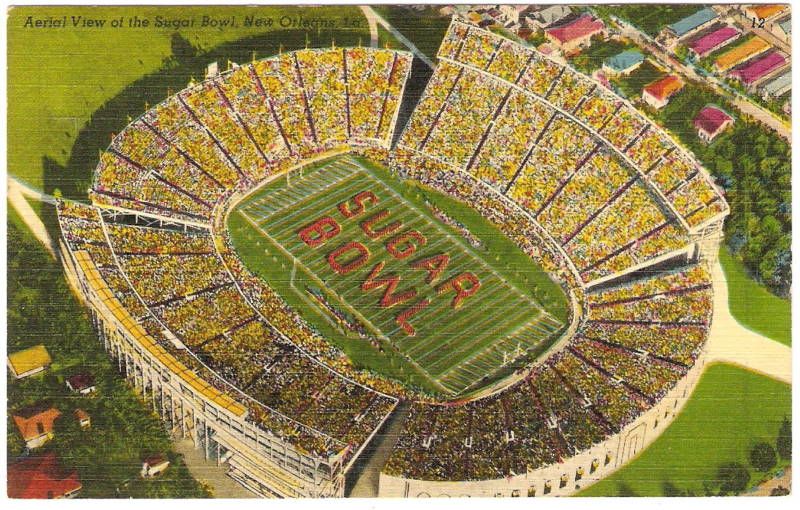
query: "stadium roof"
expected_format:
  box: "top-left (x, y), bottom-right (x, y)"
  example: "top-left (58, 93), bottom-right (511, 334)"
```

top-left (604, 49), bottom-right (644, 72)
top-left (8, 345), bottom-right (52, 377)
top-left (546, 14), bottom-right (604, 44)
top-left (694, 105), bottom-right (733, 137)
top-left (643, 75), bottom-right (684, 101)
top-left (714, 36), bottom-right (770, 71)
top-left (668, 7), bottom-right (717, 37)
top-left (689, 26), bottom-right (740, 56)
top-left (730, 51), bottom-right (787, 85)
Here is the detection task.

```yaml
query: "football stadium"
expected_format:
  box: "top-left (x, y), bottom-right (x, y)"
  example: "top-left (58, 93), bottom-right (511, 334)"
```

top-left (57, 18), bottom-right (728, 498)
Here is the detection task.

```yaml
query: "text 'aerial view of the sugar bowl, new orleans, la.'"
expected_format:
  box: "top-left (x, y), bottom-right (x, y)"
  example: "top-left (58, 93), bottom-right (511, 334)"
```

top-left (5, 2), bottom-right (793, 500)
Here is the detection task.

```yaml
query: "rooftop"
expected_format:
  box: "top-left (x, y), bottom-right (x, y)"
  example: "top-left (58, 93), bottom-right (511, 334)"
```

top-left (546, 14), bottom-right (604, 44)
top-left (760, 71), bottom-right (792, 95)
top-left (694, 105), bottom-right (734, 135)
top-left (749, 4), bottom-right (788, 20)
top-left (13, 405), bottom-right (62, 441)
top-left (66, 373), bottom-right (96, 391)
top-left (604, 49), bottom-right (645, 72)
top-left (669, 7), bottom-right (717, 37)
top-left (8, 345), bottom-right (52, 376)
top-left (689, 25), bottom-right (740, 56)
top-left (8, 452), bottom-right (81, 499)
top-left (731, 51), bottom-right (787, 85)
top-left (714, 36), bottom-right (771, 71)
top-left (644, 75), bottom-right (684, 101)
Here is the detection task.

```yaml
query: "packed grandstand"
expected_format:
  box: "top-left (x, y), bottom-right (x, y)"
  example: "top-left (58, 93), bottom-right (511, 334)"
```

top-left (57, 18), bottom-right (728, 498)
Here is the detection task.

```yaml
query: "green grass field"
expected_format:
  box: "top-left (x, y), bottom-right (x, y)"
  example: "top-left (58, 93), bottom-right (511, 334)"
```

top-left (7, 5), bottom-right (369, 196)
top-left (228, 156), bottom-right (567, 395)
top-left (578, 363), bottom-right (791, 496)
top-left (719, 247), bottom-right (791, 346)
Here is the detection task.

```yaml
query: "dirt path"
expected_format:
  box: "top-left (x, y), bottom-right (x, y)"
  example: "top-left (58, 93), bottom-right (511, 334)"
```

top-left (359, 5), bottom-right (379, 48)
top-left (7, 176), bottom-right (58, 259)
top-left (173, 439), bottom-right (257, 498)
top-left (706, 260), bottom-right (791, 384)
top-left (359, 5), bottom-right (434, 69)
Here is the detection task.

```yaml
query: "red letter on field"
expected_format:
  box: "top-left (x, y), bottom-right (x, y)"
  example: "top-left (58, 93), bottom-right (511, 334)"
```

top-left (298, 216), bottom-right (340, 247)
top-left (437, 272), bottom-right (480, 309)
top-left (361, 209), bottom-right (402, 239)
top-left (338, 191), bottom-right (378, 218)
top-left (328, 242), bottom-right (370, 274)
top-left (386, 230), bottom-right (427, 260)
top-left (361, 261), bottom-right (417, 308)
top-left (395, 299), bottom-right (431, 336)
top-left (410, 253), bottom-right (450, 284)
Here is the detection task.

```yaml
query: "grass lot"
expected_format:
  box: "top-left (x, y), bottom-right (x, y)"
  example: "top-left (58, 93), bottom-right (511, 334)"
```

top-left (595, 4), bottom-right (705, 37)
top-left (578, 363), bottom-right (791, 496)
top-left (228, 156), bottom-right (568, 396)
top-left (7, 205), bottom-right (210, 498)
top-left (7, 5), bottom-right (368, 196)
top-left (613, 59), bottom-right (666, 99)
top-left (719, 247), bottom-right (791, 346)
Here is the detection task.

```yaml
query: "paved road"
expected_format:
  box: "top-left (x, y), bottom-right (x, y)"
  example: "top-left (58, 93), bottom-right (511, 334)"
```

top-left (359, 5), bottom-right (379, 48)
top-left (7, 176), bottom-right (58, 259)
top-left (359, 5), bottom-right (434, 69)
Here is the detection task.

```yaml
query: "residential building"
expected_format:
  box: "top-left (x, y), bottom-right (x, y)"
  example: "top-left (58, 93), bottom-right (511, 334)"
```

top-left (8, 453), bottom-right (82, 499)
top-left (758, 71), bottom-right (791, 99)
top-left (66, 373), bottom-right (97, 395)
top-left (642, 75), bottom-right (684, 109)
top-left (12, 405), bottom-right (62, 449)
top-left (7, 345), bottom-right (52, 379)
top-left (665, 7), bottom-right (718, 40)
top-left (694, 105), bottom-right (735, 142)
top-left (714, 36), bottom-right (771, 72)
top-left (74, 408), bottom-right (92, 429)
top-left (730, 51), bottom-right (788, 89)
top-left (602, 49), bottom-right (645, 76)
top-left (545, 14), bottom-right (605, 53)
top-left (141, 454), bottom-right (171, 478)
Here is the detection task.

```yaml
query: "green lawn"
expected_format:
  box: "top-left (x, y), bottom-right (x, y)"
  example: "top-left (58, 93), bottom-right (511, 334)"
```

top-left (7, 5), bottom-right (368, 194)
top-left (578, 363), bottom-right (791, 496)
top-left (228, 156), bottom-right (568, 396)
top-left (372, 5), bottom-right (450, 60)
top-left (719, 246), bottom-right (791, 346)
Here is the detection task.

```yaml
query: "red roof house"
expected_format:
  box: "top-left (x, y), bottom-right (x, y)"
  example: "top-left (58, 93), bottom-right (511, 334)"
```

top-left (642, 75), bottom-right (684, 109)
top-left (66, 373), bottom-right (96, 394)
top-left (545, 14), bottom-right (605, 53)
top-left (8, 452), bottom-right (82, 499)
top-left (12, 405), bottom-right (62, 449)
top-left (730, 51), bottom-right (788, 88)
top-left (688, 26), bottom-right (741, 57)
top-left (694, 106), bottom-right (734, 142)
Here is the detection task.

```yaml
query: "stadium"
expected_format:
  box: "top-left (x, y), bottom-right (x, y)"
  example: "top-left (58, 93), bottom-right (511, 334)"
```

top-left (57, 18), bottom-right (728, 498)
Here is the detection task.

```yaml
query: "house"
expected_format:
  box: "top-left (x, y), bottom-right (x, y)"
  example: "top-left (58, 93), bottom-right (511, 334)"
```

top-left (74, 408), bottom-right (91, 429)
top-left (694, 105), bottom-right (734, 143)
top-left (642, 75), bottom-right (684, 109)
top-left (743, 4), bottom-right (788, 23)
top-left (730, 51), bottom-right (788, 90)
top-left (714, 36), bottom-right (771, 73)
top-left (141, 454), bottom-right (171, 478)
top-left (665, 7), bottom-right (718, 40)
top-left (526, 5), bottom-right (572, 29)
top-left (7, 345), bottom-right (52, 379)
top-left (498, 5), bottom-right (529, 26)
top-left (602, 50), bottom-right (645, 76)
top-left (8, 452), bottom-right (82, 499)
top-left (545, 14), bottom-right (605, 54)
top-left (758, 71), bottom-right (791, 100)
top-left (687, 25), bottom-right (741, 58)
top-left (66, 373), bottom-right (96, 395)
top-left (12, 405), bottom-right (62, 449)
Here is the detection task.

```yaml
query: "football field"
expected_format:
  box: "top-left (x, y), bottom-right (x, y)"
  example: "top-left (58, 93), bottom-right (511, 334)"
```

top-left (235, 156), bottom-right (564, 394)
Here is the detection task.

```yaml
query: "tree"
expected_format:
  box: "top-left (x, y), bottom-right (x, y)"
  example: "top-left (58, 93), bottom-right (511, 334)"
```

top-left (776, 417), bottom-right (791, 460)
top-left (750, 442), bottom-right (777, 472)
top-left (717, 462), bottom-right (750, 495)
